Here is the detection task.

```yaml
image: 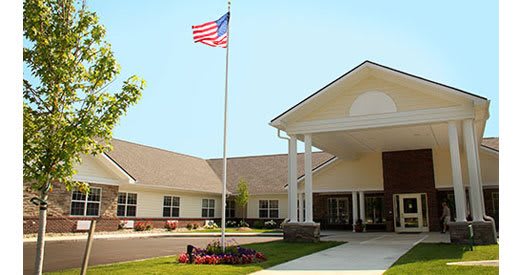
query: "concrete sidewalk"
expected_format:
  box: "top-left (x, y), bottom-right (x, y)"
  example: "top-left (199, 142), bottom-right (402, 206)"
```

top-left (23, 231), bottom-right (283, 243)
top-left (252, 232), bottom-right (449, 275)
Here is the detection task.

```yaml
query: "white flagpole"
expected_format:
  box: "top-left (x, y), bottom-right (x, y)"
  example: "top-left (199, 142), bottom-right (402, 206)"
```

top-left (221, 0), bottom-right (231, 252)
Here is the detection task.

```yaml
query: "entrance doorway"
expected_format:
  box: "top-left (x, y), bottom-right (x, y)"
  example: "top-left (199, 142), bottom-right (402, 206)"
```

top-left (393, 193), bottom-right (429, 232)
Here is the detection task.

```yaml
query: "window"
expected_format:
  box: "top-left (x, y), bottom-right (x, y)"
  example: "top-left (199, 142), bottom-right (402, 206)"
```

top-left (364, 195), bottom-right (385, 224)
top-left (202, 199), bottom-right (215, 218)
top-left (327, 197), bottom-right (349, 224)
top-left (226, 199), bottom-right (235, 218)
top-left (163, 196), bottom-right (180, 217)
top-left (70, 188), bottom-right (101, 216)
top-left (117, 192), bottom-right (137, 217)
top-left (259, 200), bottom-right (279, 219)
top-left (492, 192), bottom-right (499, 215)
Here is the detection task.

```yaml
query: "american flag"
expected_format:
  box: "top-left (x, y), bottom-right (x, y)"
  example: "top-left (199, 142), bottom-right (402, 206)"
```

top-left (192, 12), bottom-right (230, 48)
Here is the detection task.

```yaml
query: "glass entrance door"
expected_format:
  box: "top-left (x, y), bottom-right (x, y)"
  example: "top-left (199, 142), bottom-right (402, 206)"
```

top-left (327, 197), bottom-right (350, 225)
top-left (394, 193), bottom-right (429, 232)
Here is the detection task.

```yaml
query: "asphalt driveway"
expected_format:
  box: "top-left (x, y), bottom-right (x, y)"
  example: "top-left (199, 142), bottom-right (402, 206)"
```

top-left (23, 235), bottom-right (281, 274)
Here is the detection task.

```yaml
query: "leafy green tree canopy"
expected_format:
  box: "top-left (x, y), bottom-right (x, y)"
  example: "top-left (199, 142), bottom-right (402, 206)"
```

top-left (235, 178), bottom-right (249, 208)
top-left (23, 0), bottom-right (146, 193)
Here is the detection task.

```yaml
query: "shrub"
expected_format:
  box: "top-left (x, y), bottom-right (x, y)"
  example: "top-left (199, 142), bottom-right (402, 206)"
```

top-left (186, 223), bottom-right (193, 230)
top-left (193, 223), bottom-right (199, 229)
top-left (226, 220), bottom-right (237, 228)
top-left (177, 239), bottom-right (267, 265)
top-left (165, 221), bottom-right (178, 231)
top-left (264, 220), bottom-right (277, 229)
top-left (134, 221), bottom-right (152, 231)
top-left (238, 220), bottom-right (249, 228)
top-left (204, 220), bottom-right (219, 229)
top-left (253, 220), bottom-right (264, 229)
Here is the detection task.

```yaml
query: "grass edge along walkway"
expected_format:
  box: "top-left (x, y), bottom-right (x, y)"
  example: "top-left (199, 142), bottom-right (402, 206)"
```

top-left (47, 240), bottom-right (345, 275)
top-left (384, 243), bottom-right (499, 275)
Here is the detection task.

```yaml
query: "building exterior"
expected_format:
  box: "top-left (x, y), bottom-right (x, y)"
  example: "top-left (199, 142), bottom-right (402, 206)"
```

top-left (23, 61), bottom-right (498, 242)
top-left (270, 61), bottom-right (498, 243)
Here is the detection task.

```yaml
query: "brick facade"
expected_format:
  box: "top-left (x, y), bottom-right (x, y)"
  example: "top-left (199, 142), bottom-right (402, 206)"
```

top-left (23, 181), bottom-right (120, 233)
top-left (382, 149), bottom-right (440, 231)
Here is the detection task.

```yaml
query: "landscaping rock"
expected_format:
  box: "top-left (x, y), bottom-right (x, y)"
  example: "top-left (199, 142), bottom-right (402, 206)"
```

top-left (283, 222), bottom-right (320, 243)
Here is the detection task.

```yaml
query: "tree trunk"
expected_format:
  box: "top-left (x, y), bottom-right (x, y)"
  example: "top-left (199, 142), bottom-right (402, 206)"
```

top-left (33, 188), bottom-right (49, 275)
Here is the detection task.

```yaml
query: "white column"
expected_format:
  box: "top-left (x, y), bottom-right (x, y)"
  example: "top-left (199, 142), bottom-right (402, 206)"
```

top-left (448, 121), bottom-right (467, 222)
top-left (304, 134), bottom-right (314, 223)
top-left (463, 119), bottom-right (484, 221)
top-left (352, 190), bottom-right (358, 231)
top-left (359, 191), bottom-right (366, 225)
top-left (288, 135), bottom-right (298, 223)
top-left (298, 191), bottom-right (304, 221)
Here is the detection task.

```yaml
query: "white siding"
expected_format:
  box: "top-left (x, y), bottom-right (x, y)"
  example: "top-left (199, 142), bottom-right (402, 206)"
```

top-left (433, 148), bottom-right (499, 188)
top-left (309, 153), bottom-right (384, 192)
top-left (299, 76), bottom-right (462, 123)
top-left (74, 154), bottom-right (119, 182)
top-left (118, 185), bottom-right (222, 218)
top-left (247, 194), bottom-right (288, 219)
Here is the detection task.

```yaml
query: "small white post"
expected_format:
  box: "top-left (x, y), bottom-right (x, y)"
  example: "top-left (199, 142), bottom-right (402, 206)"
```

top-left (304, 134), bottom-right (313, 223)
top-left (352, 190), bottom-right (358, 231)
top-left (359, 191), bottom-right (366, 225)
top-left (298, 192), bottom-right (304, 221)
top-left (288, 135), bottom-right (298, 223)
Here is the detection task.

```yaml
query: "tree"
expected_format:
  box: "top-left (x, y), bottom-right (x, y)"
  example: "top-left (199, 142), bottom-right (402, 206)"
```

top-left (234, 178), bottom-right (249, 222)
top-left (23, 1), bottom-right (145, 274)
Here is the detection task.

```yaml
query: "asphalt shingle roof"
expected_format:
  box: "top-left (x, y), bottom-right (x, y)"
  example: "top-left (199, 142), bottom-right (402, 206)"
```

top-left (206, 152), bottom-right (334, 194)
top-left (106, 139), bottom-right (223, 193)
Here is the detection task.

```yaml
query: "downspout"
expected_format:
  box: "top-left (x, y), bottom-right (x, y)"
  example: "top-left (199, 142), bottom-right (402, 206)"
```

top-left (277, 129), bottom-right (291, 225)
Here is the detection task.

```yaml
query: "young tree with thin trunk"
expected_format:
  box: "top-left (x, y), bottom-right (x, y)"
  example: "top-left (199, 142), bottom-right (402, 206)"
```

top-left (235, 178), bottom-right (249, 223)
top-left (23, 0), bottom-right (145, 274)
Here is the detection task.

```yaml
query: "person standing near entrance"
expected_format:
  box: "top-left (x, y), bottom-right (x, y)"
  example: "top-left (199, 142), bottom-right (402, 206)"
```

top-left (440, 202), bottom-right (451, 233)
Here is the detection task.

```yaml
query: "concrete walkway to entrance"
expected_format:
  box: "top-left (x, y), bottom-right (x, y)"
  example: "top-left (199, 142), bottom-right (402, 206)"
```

top-left (253, 231), bottom-right (449, 275)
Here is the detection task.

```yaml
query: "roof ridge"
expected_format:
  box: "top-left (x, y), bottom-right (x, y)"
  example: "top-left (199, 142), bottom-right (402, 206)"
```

top-left (207, 151), bottom-right (330, 161)
top-left (112, 138), bottom-right (206, 161)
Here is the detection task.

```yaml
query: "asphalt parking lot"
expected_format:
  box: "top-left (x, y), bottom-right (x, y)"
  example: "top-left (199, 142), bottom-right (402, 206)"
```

top-left (23, 235), bottom-right (281, 274)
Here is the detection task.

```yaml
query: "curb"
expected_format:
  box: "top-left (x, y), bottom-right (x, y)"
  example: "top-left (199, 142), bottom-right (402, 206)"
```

top-left (23, 232), bottom-right (284, 243)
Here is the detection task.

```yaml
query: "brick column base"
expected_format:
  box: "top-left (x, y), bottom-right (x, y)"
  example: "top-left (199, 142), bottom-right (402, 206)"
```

top-left (283, 223), bottom-right (320, 243)
top-left (448, 221), bottom-right (497, 245)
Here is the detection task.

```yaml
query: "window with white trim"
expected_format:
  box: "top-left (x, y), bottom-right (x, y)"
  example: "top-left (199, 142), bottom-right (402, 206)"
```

top-left (202, 199), bottom-right (215, 218)
top-left (163, 196), bottom-right (180, 217)
top-left (117, 192), bottom-right (137, 217)
top-left (259, 200), bottom-right (279, 219)
top-left (70, 188), bottom-right (101, 216)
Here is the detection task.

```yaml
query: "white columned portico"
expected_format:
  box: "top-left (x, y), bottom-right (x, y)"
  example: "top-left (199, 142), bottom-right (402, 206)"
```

top-left (462, 119), bottom-right (484, 221)
top-left (288, 135), bottom-right (298, 223)
top-left (352, 190), bottom-right (358, 230)
top-left (359, 191), bottom-right (366, 224)
top-left (447, 121), bottom-right (467, 222)
top-left (304, 134), bottom-right (314, 223)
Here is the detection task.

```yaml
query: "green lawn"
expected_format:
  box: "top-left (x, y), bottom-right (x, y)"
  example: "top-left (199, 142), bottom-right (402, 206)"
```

top-left (385, 243), bottom-right (499, 275)
top-left (47, 240), bottom-right (344, 275)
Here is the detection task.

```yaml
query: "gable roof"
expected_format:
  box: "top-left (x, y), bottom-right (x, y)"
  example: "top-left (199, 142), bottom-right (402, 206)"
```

top-left (481, 137), bottom-right (499, 151)
top-left (270, 60), bottom-right (488, 126)
top-left (106, 139), bottom-right (223, 193)
top-left (206, 152), bottom-right (334, 194)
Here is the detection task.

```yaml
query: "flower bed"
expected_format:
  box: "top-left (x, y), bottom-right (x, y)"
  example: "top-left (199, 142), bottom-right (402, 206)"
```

top-left (177, 240), bottom-right (266, 265)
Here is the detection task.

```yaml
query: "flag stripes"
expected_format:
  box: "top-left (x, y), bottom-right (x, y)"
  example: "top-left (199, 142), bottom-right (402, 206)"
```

top-left (192, 12), bottom-right (229, 48)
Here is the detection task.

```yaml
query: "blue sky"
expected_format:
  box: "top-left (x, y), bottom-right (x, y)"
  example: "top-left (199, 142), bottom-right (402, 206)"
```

top-left (80, 0), bottom-right (498, 158)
